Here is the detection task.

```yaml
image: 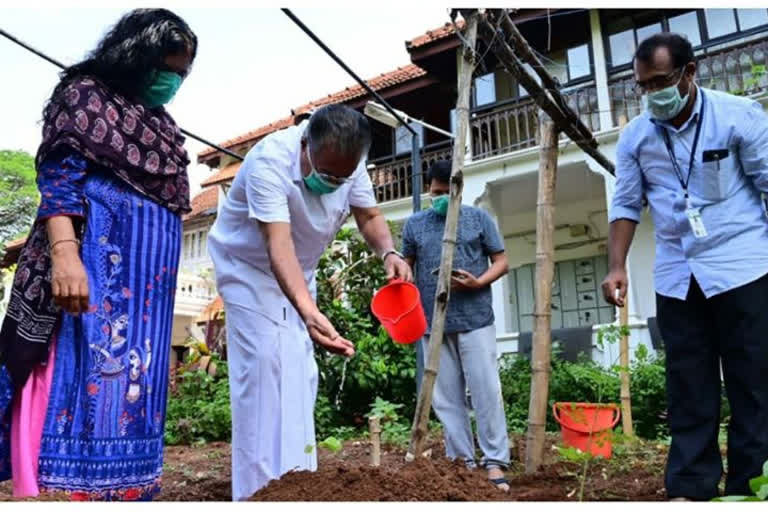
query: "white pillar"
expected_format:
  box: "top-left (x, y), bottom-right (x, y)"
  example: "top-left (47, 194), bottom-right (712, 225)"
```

top-left (474, 185), bottom-right (507, 338)
top-left (589, 9), bottom-right (614, 133)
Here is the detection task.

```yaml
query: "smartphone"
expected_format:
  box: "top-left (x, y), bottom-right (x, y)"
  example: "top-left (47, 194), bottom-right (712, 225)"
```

top-left (431, 268), bottom-right (461, 276)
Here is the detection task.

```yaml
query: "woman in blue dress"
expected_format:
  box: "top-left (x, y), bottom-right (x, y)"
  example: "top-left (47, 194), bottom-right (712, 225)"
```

top-left (0, 9), bottom-right (197, 500)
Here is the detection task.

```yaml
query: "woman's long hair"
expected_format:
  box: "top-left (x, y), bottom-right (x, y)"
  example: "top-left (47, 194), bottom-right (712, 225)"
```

top-left (43, 8), bottom-right (197, 119)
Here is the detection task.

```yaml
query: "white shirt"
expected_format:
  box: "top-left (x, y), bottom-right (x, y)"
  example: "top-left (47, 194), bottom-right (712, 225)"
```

top-left (208, 120), bottom-right (377, 312)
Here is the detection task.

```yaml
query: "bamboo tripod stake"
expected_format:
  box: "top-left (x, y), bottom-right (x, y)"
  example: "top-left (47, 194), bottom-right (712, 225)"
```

top-left (524, 113), bottom-right (560, 474)
top-left (406, 12), bottom-right (478, 461)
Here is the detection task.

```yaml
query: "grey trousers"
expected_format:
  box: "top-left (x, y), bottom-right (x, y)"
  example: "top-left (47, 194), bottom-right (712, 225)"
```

top-left (421, 324), bottom-right (510, 469)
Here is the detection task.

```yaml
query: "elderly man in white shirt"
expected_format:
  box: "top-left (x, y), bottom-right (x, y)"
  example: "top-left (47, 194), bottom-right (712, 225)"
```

top-left (208, 105), bottom-right (412, 501)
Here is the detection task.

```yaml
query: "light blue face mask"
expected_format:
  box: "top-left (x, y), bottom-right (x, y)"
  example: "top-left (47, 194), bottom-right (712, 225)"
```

top-left (642, 74), bottom-right (690, 121)
top-left (303, 145), bottom-right (342, 195)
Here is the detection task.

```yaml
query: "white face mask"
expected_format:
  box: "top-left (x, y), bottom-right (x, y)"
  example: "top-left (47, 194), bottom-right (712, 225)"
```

top-left (642, 74), bottom-right (690, 121)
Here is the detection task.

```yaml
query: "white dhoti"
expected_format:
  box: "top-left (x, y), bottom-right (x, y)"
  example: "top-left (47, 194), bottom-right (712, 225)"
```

top-left (217, 254), bottom-right (318, 501)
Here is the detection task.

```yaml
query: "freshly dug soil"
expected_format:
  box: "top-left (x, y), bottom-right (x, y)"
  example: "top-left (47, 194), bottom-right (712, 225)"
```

top-left (251, 435), bottom-right (667, 502)
top-left (0, 434), bottom-right (669, 501)
top-left (252, 456), bottom-right (514, 502)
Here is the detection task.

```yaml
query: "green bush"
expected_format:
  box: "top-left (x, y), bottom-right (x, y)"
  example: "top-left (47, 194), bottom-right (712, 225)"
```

top-left (499, 348), bottom-right (671, 439)
top-left (314, 224), bottom-right (418, 433)
top-left (165, 357), bottom-right (231, 445)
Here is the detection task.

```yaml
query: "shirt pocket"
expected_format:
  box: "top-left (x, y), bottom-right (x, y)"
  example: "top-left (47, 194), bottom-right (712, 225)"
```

top-left (692, 150), bottom-right (737, 202)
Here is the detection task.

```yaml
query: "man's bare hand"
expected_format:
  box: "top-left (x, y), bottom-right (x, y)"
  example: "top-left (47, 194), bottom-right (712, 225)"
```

top-left (303, 309), bottom-right (355, 357)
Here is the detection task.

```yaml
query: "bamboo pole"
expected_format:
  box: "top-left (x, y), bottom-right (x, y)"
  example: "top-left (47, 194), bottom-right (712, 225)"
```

top-left (617, 113), bottom-right (634, 438)
top-left (476, 12), bottom-right (615, 176)
top-left (369, 416), bottom-right (381, 467)
top-left (524, 112), bottom-right (560, 474)
top-left (406, 12), bottom-right (478, 461)
top-left (619, 299), bottom-right (634, 437)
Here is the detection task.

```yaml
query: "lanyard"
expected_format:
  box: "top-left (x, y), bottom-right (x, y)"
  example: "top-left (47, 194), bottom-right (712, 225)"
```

top-left (659, 90), bottom-right (706, 201)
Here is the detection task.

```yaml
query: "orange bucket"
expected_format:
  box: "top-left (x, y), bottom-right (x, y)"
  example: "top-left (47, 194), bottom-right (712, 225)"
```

top-left (552, 402), bottom-right (621, 459)
top-left (371, 279), bottom-right (427, 344)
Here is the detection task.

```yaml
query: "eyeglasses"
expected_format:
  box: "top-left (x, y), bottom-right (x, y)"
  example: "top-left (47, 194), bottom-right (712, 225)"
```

top-left (633, 67), bottom-right (685, 96)
top-left (305, 146), bottom-right (350, 186)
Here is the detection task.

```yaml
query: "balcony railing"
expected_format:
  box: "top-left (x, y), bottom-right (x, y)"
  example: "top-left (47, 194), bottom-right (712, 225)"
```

top-left (174, 273), bottom-right (215, 318)
top-left (367, 143), bottom-right (452, 204)
top-left (470, 85), bottom-right (601, 161)
top-left (610, 39), bottom-right (768, 125)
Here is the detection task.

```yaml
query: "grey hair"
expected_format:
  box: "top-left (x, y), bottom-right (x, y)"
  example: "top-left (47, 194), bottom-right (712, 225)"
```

top-left (304, 104), bottom-right (372, 160)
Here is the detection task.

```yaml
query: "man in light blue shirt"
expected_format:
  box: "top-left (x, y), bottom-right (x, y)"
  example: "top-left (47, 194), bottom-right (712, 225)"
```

top-left (602, 33), bottom-right (768, 501)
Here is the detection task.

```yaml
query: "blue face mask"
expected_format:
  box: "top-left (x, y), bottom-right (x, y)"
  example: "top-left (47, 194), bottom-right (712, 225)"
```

top-left (302, 145), bottom-right (342, 195)
top-left (143, 70), bottom-right (183, 108)
top-left (642, 75), bottom-right (690, 121)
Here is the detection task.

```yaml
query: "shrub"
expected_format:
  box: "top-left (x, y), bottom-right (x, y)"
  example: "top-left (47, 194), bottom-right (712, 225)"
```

top-left (165, 356), bottom-right (231, 445)
top-left (314, 224), bottom-right (417, 432)
top-left (499, 347), bottom-right (672, 439)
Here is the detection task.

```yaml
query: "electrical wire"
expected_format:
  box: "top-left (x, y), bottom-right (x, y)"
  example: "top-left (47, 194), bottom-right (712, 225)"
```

top-left (0, 26), bottom-right (246, 162)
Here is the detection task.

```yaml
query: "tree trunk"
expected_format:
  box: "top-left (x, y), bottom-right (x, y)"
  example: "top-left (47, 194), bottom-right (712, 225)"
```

top-left (524, 112), bottom-right (559, 474)
top-left (406, 12), bottom-right (478, 461)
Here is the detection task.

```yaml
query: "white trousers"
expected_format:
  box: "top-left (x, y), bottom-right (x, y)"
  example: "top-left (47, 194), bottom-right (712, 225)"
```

top-left (221, 281), bottom-right (318, 500)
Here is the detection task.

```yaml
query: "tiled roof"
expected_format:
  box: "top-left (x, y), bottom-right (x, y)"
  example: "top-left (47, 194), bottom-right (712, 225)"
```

top-left (292, 64), bottom-right (427, 115)
top-left (197, 116), bottom-right (295, 160)
top-left (5, 236), bottom-right (26, 251)
top-left (183, 186), bottom-right (219, 221)
top-left (200, 295), bottom-right (223, 320)
top-left (200, 161), bottom-right (241, 189)
top-left (196, 64), bottom-right (427, 162)
top-left (1, 235), bottom-right (27, 268)
top-left (406, 20), bottom-right (463, 49)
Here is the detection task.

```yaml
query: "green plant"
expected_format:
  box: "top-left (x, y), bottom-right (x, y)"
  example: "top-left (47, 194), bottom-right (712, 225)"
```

top-left (314, 224), bottom-right (417, 434)
top-left (164, 355), bottom-right (231, 445)
top-left (0, 149), bottom-right (39, 257)
top-left (713, 460), bottom-right (768, 502)
top-left (367, 397), bottom-right (412, 446)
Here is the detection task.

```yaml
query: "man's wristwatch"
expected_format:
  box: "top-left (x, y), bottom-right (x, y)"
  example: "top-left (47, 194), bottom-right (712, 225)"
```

top-left (380, 249), bottom-right (404, 262)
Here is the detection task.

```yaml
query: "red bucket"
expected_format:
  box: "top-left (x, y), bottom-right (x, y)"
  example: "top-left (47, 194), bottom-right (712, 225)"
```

top-left (371, 279), bottom-right (427, 344)
top-left (552, 402), bottom-right (621, 459)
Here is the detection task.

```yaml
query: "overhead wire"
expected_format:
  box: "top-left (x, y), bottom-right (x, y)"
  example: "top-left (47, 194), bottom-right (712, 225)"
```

top-left (0, 26), bottom-right (246, 161)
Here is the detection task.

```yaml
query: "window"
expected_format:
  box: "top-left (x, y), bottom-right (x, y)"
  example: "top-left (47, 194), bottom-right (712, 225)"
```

top-left (183, 234), bottom-right (191, 259)
top-left (518, 63), bottom-right (542, 98)
top-left (737, 8), bottom-right (768, 31)
top-left (450, 109), bottom-right (457, 136)
top-left (567, 44), bottom-right (591, 80)
top-left (608, 28), bottom-right (636, 67)
top-left (198, 231), bottom-right (207, 259)
top-left (473, 72), bottom-right (496, 106)
top-left (668, 11), bottom-right (702, 46)
top-left (636, 22), bottom-right (662, 44)
top-left (705, 9), bottom-right (738, 39)
top-left (189, 232), bottom-right (196, 259)
top-left (395, 122), bottom-right (423, 155)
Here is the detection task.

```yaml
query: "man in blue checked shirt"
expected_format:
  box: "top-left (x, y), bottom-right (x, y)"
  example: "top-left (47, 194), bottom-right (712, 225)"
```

top-left (602, 32), bottom-right (768, 501)
top-left (401, 160), bottom-right (511, 491)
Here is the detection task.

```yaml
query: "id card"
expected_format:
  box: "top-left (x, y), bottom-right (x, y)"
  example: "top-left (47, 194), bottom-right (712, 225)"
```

top-left (686, 207), bottom-right (708, 238)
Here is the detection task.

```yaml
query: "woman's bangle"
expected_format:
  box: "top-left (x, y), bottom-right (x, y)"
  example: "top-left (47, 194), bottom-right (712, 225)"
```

top-left (50, 239), bottom-right (80, 252)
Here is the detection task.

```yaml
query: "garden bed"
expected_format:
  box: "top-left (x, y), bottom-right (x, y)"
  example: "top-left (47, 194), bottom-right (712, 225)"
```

top-left (0, 434), bottom-right (669, 501)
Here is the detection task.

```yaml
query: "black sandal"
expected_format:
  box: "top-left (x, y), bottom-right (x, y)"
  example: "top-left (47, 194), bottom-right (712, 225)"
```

top-left (490, 477), bottom-right (510, 490)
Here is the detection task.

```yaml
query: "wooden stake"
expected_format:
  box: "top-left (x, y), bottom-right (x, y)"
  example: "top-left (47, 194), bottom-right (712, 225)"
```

top-left (475, 11), bottom-right (615, 176)
top-left (616, 112), bottom-right (634, 438)
top-left (619, 299), bottom-right (634, 437)
top-left (406, 12), bottom-right (478, 461)
top-left (524, 112), bottom-right (559, 474)
top-left (369, 416), bottom-right (381, 467)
